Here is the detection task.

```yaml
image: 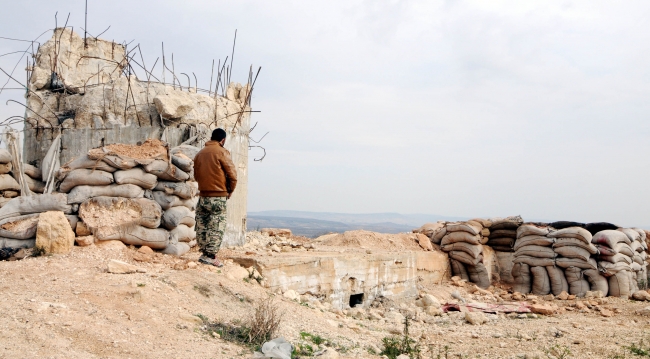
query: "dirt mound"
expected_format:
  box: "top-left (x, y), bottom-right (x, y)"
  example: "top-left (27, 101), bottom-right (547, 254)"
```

top-left (317, 230), bottom-right (423, 251)
top-left (88, 139), bottom-right (168, 161)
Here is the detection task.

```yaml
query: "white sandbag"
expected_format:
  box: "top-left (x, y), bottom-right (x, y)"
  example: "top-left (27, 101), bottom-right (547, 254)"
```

top-left (599, 253), bottom-right (632, 265)
top-left (512, 262), bottom-right (531, 294)
top-left (0, 238), bottom-right (34, 248)
top-left (598, 261), bottom-right (630, 277)
top-left (514, 245), bottom-right (556, 259)
top-left (618, 228), bottom-right (641, 242)
top-left (466, 262), bottom-right (490, 289)
top-left (154, 181), bottom-right (198, 200)
top-left (517, 224), bottom-right (550, 238)
top-left (608, 270), bottom-right (631, 298)
top-left (613, 243), bottom-right (634, 257)
top-left (95, 225), bottom-right (170, 249)
top-left (0, 214), bottom-right (39, 239)
top-left (59, 169), bottom-right (114, 193)
top-left (449, 251), bottom-right (482, 266)
top-left (582, 269), bottom-right (608, 295)
top-left (513, 235), bottom-right (555, 251)
top-left (565, 267), bottom-right (590, 296)
top-left (513, 255), bottom-right (555, 267)
top-left (0, 174), bottom-right (20, 191)
top-left (114, 168), bottom-right (157, 190)
top-left (67, 184), bottom-right (145, 204)
top-left (446, 222), bottom-right (482, 236)
top-left (450, 258), bottom-right (470, 281)
top-left (161, 206), bottom-right (195, 230)
top-left (441, 231), bottom-right (481, 246)
top-left (555, 257), bottom-right (597, 270)
top-left (546, 265), bottom-right (569, 296)
top-left (0, 193), bottom-right (71, 221)
top-left (0, 149), bottom-right (12, 164)
top-left (548, 227), bottom-right (592, 244)
top-left (552, 238), bottom-right (598, 255)
top-left (553, 246), bottom-right (591, 261)
top-left (23, 163), bottom-right (42, 180)
top-left (143, 160), bottom-right (189, 182)
top-left (530, 266), bottom-right (551, 295)
top-left (151, 191), bottom-right (197, 211)
top-left (631, 262), bottom-right (642, 272)
top-left (633, 253), bottom-right (644, 265)
top-left (60, 155), bottom-right (118, 175)
top-left (79, 196), bottom-right (162, 230)
top-left (171, 144), bottom-right (200, 160)
top-left (592, 230), bottom-right (631, 247)
top-left (161, 242), bottom-right (191, 256)
top-left (0, 162), bottom-right (11, 174)
top-left (631, 240), bottom-right (644, 253)
top-left (596, 245), bottom-right (617, 256)
top-left (170, 224), bottom-right (196, 243)
top-left (171, 153), bottom-right (193, 173)
top-left (629, 270), bottom-right (639, 294)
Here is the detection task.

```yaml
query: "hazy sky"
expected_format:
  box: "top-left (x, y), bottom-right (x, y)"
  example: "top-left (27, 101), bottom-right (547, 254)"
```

top-left (1, 1), bottom-right (649, 227)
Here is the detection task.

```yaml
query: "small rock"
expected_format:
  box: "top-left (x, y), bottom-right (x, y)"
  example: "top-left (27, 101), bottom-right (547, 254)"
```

top-left (178, 313), bottom-right (203, 324)
top-left (600, 309), bottom-right (614, 317)
top-left (75, 235), bottom-right (95, 247)
top-left (512, 292), bottom-right (525, 301)
top-left (585, 290), bottom-right (604, 298)
top-left (283, 289), bottom-right (300, 301)
top-left (187, 262), bottom-right (197, 269)
top-left (542, 294), bottom-right (555, 301)
top-left (416, 233), bottom-right (433, 251)
top-left (138, 246), bottom-right (154, 254)
top-left (388, 326), bottom-right (402, 335)
top-left (396, 355), bottom-right (409, 359)
top-left (227, 265), bottom-right (250, 281)
top-left (314, 348), bottom-right (340, 359)
top-left (530, 304), bottom-right (555, 316)
top-left (96, 240), bottom-right (127, 250)
top-left (471, 332), bottom-right (479, 338)
top-left (465, 311), bottom-right (487, 325)
top-left (384, 311), bottom-right (405, 324)
top-left (270, 244), bottom-right (281, 253)
top-left (557, 291), bottom-right (569, 300)
top-left (567, 295), bottom-right (576, 300)
top-left (425, 306), bottom-right (442, 316)
top-left (107, 259), bottom-right (145, 274)
top-left (632, 291), bottom-right (650, 301)
top-left (75, 221), bottom-right (92, 236)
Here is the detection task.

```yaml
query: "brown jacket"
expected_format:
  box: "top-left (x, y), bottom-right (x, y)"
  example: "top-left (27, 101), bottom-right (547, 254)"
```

top-left (193, 141), bottom-right (237, 197)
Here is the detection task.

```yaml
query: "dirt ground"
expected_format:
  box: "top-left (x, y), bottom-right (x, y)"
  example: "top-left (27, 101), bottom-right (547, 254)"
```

top-left (2, 236), bottom-right (650, 359)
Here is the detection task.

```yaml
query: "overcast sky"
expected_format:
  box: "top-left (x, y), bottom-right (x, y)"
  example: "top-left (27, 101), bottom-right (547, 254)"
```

top-left (1, 1), bottom-right (649, 227)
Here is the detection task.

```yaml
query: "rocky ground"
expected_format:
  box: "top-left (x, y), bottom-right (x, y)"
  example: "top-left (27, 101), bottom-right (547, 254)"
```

top-left (2, 234), bottom-right (650, 359)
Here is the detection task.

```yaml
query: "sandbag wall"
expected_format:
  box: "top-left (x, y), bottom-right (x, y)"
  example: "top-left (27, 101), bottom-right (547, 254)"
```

top-left (53, 139), bottom-right (199, 255)
top-left (0, 149), bottom-right (46, 204)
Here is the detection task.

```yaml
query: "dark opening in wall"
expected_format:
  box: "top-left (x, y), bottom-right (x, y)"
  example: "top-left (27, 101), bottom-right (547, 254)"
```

top-left (349, 293), bottom-right (364, 308)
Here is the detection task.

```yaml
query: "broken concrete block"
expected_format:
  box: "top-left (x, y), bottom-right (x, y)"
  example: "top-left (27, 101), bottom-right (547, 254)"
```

top-left (153, 92), bottom-right (194, 119)
top-left (35, 211), bottom-right (75, 254)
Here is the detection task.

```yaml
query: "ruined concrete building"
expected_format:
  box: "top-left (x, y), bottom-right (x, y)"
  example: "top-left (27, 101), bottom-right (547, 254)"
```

top-left (22, 28), bottom-right (254, 246)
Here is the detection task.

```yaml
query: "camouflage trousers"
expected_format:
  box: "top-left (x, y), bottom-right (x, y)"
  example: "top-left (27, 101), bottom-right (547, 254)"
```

top-left (195, 196), bottom-right (228, 257)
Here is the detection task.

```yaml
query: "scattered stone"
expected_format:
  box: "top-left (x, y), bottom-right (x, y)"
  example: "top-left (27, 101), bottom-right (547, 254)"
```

top-left (600, 309), bottom-right (614, 318)
top-left (542, 294), bottom-right (555, 301)
top-left (187, 262), bottom-right (197, 269)
top-left (75, 221), bottom-right (92, 236)
top-left (270, 245), bottom-right (281, 253)
top-left (384, 311), bottom-right (405, 324)
top-left (35, 211), bottom-right (75, 254)
top-left (261, 228), bottom-right (292, 237)
top-left (530, 304), bottom-right (555, 316)
top-left (283, 289), bottom-right (300, 301)
top-left (96, 240), bottom-right (127, 250)
top-left (227, 265), bottom-right (250, 281)
top-left (465, 311), bottom-right (487, 325)
top-left (557, 291), bottom-right (569, 300)
top-left (138, 246), bottom-right (154, 254)
top-left (471, 332), bottom-right (479, 339)
top-left (178, 313), bottom-right (203, 324)
top-left (512, 292), bottom-right (525, 301)
top-left (567, 295), bottom-right (576, 300)
top-left (314, 348), bottom-right (340, 359)
top-left (416, 233), bottom-right (433, 251)
top-left (75, 235), bottom-right (94, 247)
top-left (632, 291), bottom-right (650, 301)
top-left (107, 259), bottom-right (145, 274)
top-left (425, 306), bottom-right (442, 316)
top-left (636, 307), bottom-right (650, 316)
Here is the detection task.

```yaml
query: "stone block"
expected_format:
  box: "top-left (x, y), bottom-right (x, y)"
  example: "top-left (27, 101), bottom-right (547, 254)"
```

top-left (35, 211), bottom-right (75, 254)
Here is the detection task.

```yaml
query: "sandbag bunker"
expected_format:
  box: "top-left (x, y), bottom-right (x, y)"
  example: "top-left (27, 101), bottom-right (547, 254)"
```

top-left (0, 139), bottom-right (198, 255)
top-left (415, 218), bottom-right (650, 298)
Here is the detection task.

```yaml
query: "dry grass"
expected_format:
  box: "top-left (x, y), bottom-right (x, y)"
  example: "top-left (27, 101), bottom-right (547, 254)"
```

top-left (245, 297), bottom-right (283, 346)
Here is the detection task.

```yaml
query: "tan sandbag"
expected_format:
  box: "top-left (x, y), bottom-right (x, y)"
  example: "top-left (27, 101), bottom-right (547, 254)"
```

top-left (431, 226), bottom-right (447, 244)
top-left (171, 153), bottom-right (193, 173)
top-left (59, 169), bottom-right (114, 193)
top-left (548, 227), bottom-right (592, 244)
top-left (592, 230), bottom-right (631, 247)
top-left (161, 206), bottom-right (195, 230)
top-left (613, 242), bottom-right (634, 257)
top-left (631, 262), bottom-right (642, 272)
top-left (565, 266), bottom-right (590, 296)
top-left (60, 155), bottom-right (118, 174)
top-left (151, 191), bottom-right (197, 211)
top-left (0, 162), bottom-right (11, 174)
top-left (0, 193), bottom-right (71, 221)
top-left (513, 255), bottom-right (555, 267)
top-left (0, 149), bottom-right (12, 164)
top-left (450, 259), bottom-right (469, 281)
top-left (466, 262), bottom-right (490, 289)
top-left (618, 228), bottom-right (641, 242)
top-left (553, 246), bottom-right (591, 261)
top-left (513, 235), bottom-right (555, 251)
top-left (441, 241), bottom-right (482, 258)
top-left (582, 269), bottom-right (608, 295)
top-left (0, 214), bottom-right (39, 239)
top-left (596, 244), bottom-right (617, 256)
top-left (489, 216), bottom-right (523, 230)
top-left (0, 237), bottom-right (34, 249)
top-left (598, 261), bottom-right (630, 277)
top-left (446, 221), bottom-right (482, 236)
top-left (92, 154), bottom-right (138, 170)
top-left (546, 265), bottom-right (569, 296)
top-left (440, 231), bottom-right (481, 246)
top-left (490, 245), bottom-right (515, 252)
top-left (170, 224), bottom-right (196, 243)
top-left (470, 218), bottom-right (492, 228)
top-left (608, 270), bottom-right (631, 298)
top-left (531, 266), bottom-right (551, 295)
top-left (23, 176), bottom-right (45, 193)
top-left (552, 237), bottom-right (598, 255)
top-left (143, 160), bottom-right (189, 182)
top-left (629, 271), bottom-right (639, 294)
top-left (154, 181), bottom-right (198, 200)
top-left (22, 163), bottom-right (42, 180)
top-left (517, 224), bottom-right (550, 238)
top-left (449, 251), bottom-right (482, 266)
top-left (633, 254), bottom-right (644, 265)
top-left (161, 241), bottom-right (191, 256)
top-left (599, 253), bottom-right (632, 265)
top-left (114, 168), bottom-right (157, 190)
top-left (514, 245), bottom-right (556, 259)
top-left (555, 257), bottom-right (597, 270)
top-left (0, 174), bottom-right (20, 192)
top-left (79, 196), bottom-right (162, 230)
top-left (67, 184), bottom-right (145, 204)
top-left (489, 229), bottom-right (517, 239)
top-left (512, 262), bottom-right (531, 294)
top-left (630, 240), bottom-right (644, 253)
top-left (487, 237), bottom-right (515, 247)
top-left (95, 225), bottom-right (170, 249)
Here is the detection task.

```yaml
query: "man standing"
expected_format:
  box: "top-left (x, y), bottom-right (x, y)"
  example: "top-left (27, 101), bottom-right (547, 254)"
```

top-left (193, 128), bottom-right (238, 267)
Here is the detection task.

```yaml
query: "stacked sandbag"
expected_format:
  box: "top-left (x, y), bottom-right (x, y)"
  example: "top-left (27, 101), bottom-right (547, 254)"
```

top-left (412, 222), bottom-right (447, 245)
top-left (593, 229), bottom-right (635, 298)
top-left (512, 223), bottom-right (555, 295)
top-left (485, 216), bottom-right (522, 252)
top-left (440, 220), bottom-right (491, 288)
top-left (548, 226), bottom-right (602, 297)
top-left (0, 147), bottom-right (48, 205)
top-left (619, 228), bottom-right (648, 292)
top-left (54, 139), bottom-right (199, 256)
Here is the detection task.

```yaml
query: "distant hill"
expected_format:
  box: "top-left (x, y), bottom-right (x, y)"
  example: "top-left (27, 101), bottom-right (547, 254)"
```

top-left (246, 211), bottom-right (468, 238)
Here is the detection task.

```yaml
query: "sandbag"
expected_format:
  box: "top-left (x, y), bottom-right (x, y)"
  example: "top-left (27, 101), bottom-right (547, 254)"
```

top-left (596, 245), bottom-right (617, 256)
top-left (143, 160), bottom-right (189, 182)
top-left (490, 245), bottom-right (515, 252)
top-left (618, 228), bottom-right (641, 242)
top-left (490, 216), bottom-right (523, 230)
top-left (631, 240), bottom-right (644, 253)
top-left (171, 144), bottom-right (200, 159)
top-left (583, 269), bottom-right (608, 295)
top-left (171, 154), bottom-right (193, 173)
top-left (513, 235), bottom-right (555, 251)
top-left (613, 243), bottom-right (634, 257)
top-left (446, 222), bottom-right (482, 236)
top-left (161, 241), bottom-right (191, 256)
top-left (95, 225), bottom-right (170, 249)
top-left (441, 242), bottom-right (482, 258)
top-left (466, 262), bottom-right (490, 289)
top-left (530, 266), bottom-right (551, 295)
top-left (161, 206), bottom-right (196, 230)
top-left (440, 231), bottom-right (481, 246)
top-left (487, 237), bottom-right (515, 247)
top-left (512, 262), bottom-right (531, 294)
top-left (633, 254), bottom-right (644, 265)
top-left (87, 148), bottom-right (139, 169)
top-left (553, 246), bottom-right (591, 261)
top-left (170, 224), bottom-right (196, 243)
top-left (67, 184), bottom-right (145, 204)
top-left (0, 149), bottom-right (12, 164)
top-left (514, 245), bottom-right (556, 259)
top-left (154, 181), bottom-right (198, 200)
top-left (23, 176), bottom-right (45, 193)
top-left (413, 222), bottom-right (445, 239)
top-left (0, 162), bottom-right (12, 174)
top-left (555, 257), bottom-right (597, 270)
top-left (114, 168), bottom-right (157, 190)
top-left (548, 227), bottom-right (592, 244)
top-left (585, 222), bottom-right (618, 235)
top-left (450, 259), bottom-right (469, 281)
top-left (489, 229), bottom-right (517, 239)
top-left (449, 251), bottom-right (482, 266)
top-left (631, 262), bottom-right (642, 272)
top-left (79, 196), bottom-right (162, 230)
top-left (565, 267), bottom-right (590, 296)
top-left (546, 265), bottom-right (569, 295)
top-left (431, 226), bottom-right (447, 244)
top-left (553, 238), bottom-right (598, 254)
top-left (65, 214), bottom-right (79, 231)
top-left (0, 193), bottom-right (71, 221)
top-left (598, 261), bottom-right (630, 277)
top-left (513, 255), bottom-right (555, 267)
top-left (151, 191), bottom-right (197, 211)
top-left (592, 230), bottom-right (631, 247)
top-left (59, 169), bottom-right (114, 193)
top-left (599, 253), bottom-right (632, 265)
top-left (608, 271), bottom-right (631, 298)
top-left (549, 221), bottom-right (585, 229)
top-left (517, 224), bottom-right (550, 238)
top-left (0, 238), bottom-right (34, 249)
top-left (23, 163), bottom-right (42, 180)
top-left (629, 271), bottom-right (639, 294)
top-left (0, 214), bottom-right (39, 239)
top-left (0, 174), bottom-right (20, 191)
top-left (60, 155), bottom-right (118, 174)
